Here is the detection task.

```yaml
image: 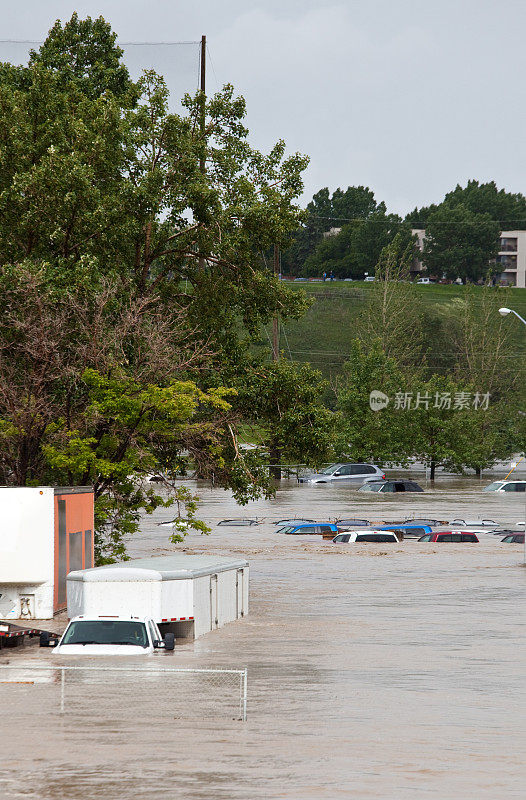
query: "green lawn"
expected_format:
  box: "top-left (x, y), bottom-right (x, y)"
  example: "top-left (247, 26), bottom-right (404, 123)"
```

top-left (256, 282), bottom-right (526, 378)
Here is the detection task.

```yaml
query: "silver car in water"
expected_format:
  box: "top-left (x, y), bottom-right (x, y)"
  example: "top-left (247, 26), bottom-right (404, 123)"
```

top-left (298, 463), bottom-right (385, 484)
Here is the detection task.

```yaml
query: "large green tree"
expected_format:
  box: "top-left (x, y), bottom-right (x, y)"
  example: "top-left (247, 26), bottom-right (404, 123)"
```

top-left (0, 16), bottom-right (323, 560)
top-left (235, 360), bottom-right (336, 479)
top-left (335, 342), bottom-right (416, 464)
top-left (446, 285), bottom-right (525, 473)
top-left (407, 179), bottom-right (526, 231)
top-left (29, 12), bottom-right (136, 101)
top-left (300, 211), bottom-right (410, 279)
top-left (281, 185), bottom-right (383, 275)
top-left (408, 374), bottom-right (474, 481)
top-left (422, 203), bottom-right (500, 283)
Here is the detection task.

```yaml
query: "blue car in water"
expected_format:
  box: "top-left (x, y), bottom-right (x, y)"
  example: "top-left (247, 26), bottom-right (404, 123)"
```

top-left (277, 522), bottom-right (339, 536)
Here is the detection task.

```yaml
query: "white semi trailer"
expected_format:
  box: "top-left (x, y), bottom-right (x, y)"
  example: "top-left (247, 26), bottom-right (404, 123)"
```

top-left (67, 554), bottom-right (249, 639)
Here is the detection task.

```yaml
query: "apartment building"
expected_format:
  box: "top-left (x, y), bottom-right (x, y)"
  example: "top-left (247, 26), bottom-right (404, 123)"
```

top-left (412, 228), bottom-right (526, 287)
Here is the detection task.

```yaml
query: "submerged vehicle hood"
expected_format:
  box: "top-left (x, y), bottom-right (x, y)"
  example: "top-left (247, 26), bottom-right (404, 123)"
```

top-left (53, 644), bottom-right (151, 656)
top-left (299, 472), bottom-right (345, 482)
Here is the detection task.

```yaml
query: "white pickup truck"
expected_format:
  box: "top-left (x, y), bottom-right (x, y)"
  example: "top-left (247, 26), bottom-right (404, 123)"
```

top-left (40, 615), bottom-right (175, 655)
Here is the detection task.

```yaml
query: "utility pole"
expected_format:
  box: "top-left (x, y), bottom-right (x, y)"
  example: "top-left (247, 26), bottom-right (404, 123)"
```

top-left (200, 35), bottom-right (206, 95)
top-left (199, 35), bottom-right (206, 175)
top-left (270, 242), bottom-right (281, 480)
top-left (198, 35), bottom-right (206, 272)
top-left (272, 244), bottom-right (280, 360)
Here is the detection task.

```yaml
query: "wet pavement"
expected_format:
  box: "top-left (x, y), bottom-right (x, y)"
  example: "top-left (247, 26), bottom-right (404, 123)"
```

top-left (1, 475), bottom-right (525, 799)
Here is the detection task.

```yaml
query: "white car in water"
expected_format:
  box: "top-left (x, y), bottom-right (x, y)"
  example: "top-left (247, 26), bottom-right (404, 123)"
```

top-left (41, 615), bottom-right (175, 656)
top-left (332, 530), bottom-right (400, 543)
top-left (482, 480), bottom-right (526, 493)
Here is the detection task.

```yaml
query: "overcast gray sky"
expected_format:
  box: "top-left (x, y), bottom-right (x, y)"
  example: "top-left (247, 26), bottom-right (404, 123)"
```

top-left (3, 0), bottom-right (526, 216)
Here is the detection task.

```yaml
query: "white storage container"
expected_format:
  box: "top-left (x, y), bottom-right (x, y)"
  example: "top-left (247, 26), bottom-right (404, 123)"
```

top-left (67, 554), bottom-right (249, 639)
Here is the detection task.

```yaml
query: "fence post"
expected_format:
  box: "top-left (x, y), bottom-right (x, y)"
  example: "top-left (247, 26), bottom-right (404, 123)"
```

top-left (60, 666), bottom-right (65, 714)
top-left (242, 668), bottom-right (247, 722)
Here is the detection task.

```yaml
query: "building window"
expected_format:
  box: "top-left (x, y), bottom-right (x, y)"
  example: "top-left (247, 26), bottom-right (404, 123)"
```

top-left (496, 254), bottom-right (517, 269)
top-left (499, 237), bottom-right (517, 252)
top-left (84, 530), bottom-right (93, 569)
top-left (498, 273), bottom-right (517, 286)
top-left (69, 531), bottom-right (83, 571)
top-left (57, 499), bottom-right (67, 606)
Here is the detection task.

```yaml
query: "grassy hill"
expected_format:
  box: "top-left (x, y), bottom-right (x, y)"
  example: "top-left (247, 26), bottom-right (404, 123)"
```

top-left (257, 282), bottom-right (526, 378)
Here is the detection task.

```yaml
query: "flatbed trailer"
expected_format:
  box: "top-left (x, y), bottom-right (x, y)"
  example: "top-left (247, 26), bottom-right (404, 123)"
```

top-left (0, 621), bottom-right (53, 649)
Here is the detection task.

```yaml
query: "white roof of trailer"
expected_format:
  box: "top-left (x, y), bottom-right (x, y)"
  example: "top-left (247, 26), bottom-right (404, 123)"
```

top-left (67, 554), bottom-right (248, 582)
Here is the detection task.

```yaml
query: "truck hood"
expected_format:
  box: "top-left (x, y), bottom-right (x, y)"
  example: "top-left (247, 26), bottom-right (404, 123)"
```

top-left (53, 644), bottom-right (152, 656)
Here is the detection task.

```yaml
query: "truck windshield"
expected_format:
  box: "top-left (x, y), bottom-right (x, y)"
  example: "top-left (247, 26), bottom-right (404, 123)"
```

top-left (61, 620), bottom-right (149, 647)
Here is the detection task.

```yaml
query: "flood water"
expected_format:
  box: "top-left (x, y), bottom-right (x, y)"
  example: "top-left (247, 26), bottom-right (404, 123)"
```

top-left (2, 475), bottom-right (525, 799)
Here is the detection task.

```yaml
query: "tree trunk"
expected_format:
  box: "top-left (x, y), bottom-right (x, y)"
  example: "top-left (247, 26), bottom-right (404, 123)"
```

top-left (269, 445), bottom-right (282, 480)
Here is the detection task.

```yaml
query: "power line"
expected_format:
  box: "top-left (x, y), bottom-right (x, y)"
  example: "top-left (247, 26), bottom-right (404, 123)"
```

top-left (281, 323), bottom-right (293, 360)
top-left (302, 215), bottom-right (526, 226)
top-left (119, 41), bottom-right (200, 46)
top-left (0, 39), bottom-right (200, 45)
top-left (206, 44), bottom-right (219, 93)
top-left (283, 348), bottom-right (526, 360)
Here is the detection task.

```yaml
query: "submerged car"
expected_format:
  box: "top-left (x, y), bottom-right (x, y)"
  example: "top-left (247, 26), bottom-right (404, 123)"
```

top-left (501, 533), bottom-right (525, 543)
top-left (358, 479), bottom-right (424, 493)
top-left (418, 531), bottom-right (479, 543)
top-left (482, 480), bottom-right (526, 493)
top-left (332, 531), bottom-right (400, 543)
top-left (378, 524), bottom-right (432, 539)
top-left (278, 522), bottom-right (339, 536)
top-left (298, 463), bottom-right (385, 484)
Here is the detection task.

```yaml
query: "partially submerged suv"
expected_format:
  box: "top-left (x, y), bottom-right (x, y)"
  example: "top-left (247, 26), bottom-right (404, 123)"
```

top-left (483, 480), bottom-right (526, 493)
top-left (359, 479), bottom-right (423, 493)
top-left (332, 530), bottom-right (400, 543)
top-left (42, 615), bottom-right (175, 656)
top-left (418, 532), bottom-right (479, 543)
top-left (298, 463), bottom-right (385, 484)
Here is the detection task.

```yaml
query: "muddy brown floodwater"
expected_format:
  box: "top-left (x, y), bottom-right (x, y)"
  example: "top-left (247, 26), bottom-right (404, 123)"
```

top-left (1, 475), bottom-right (526, 799)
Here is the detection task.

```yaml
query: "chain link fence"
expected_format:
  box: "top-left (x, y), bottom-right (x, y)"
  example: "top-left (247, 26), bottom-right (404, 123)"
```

top-left (0, 664), bottom-right (247, 721)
